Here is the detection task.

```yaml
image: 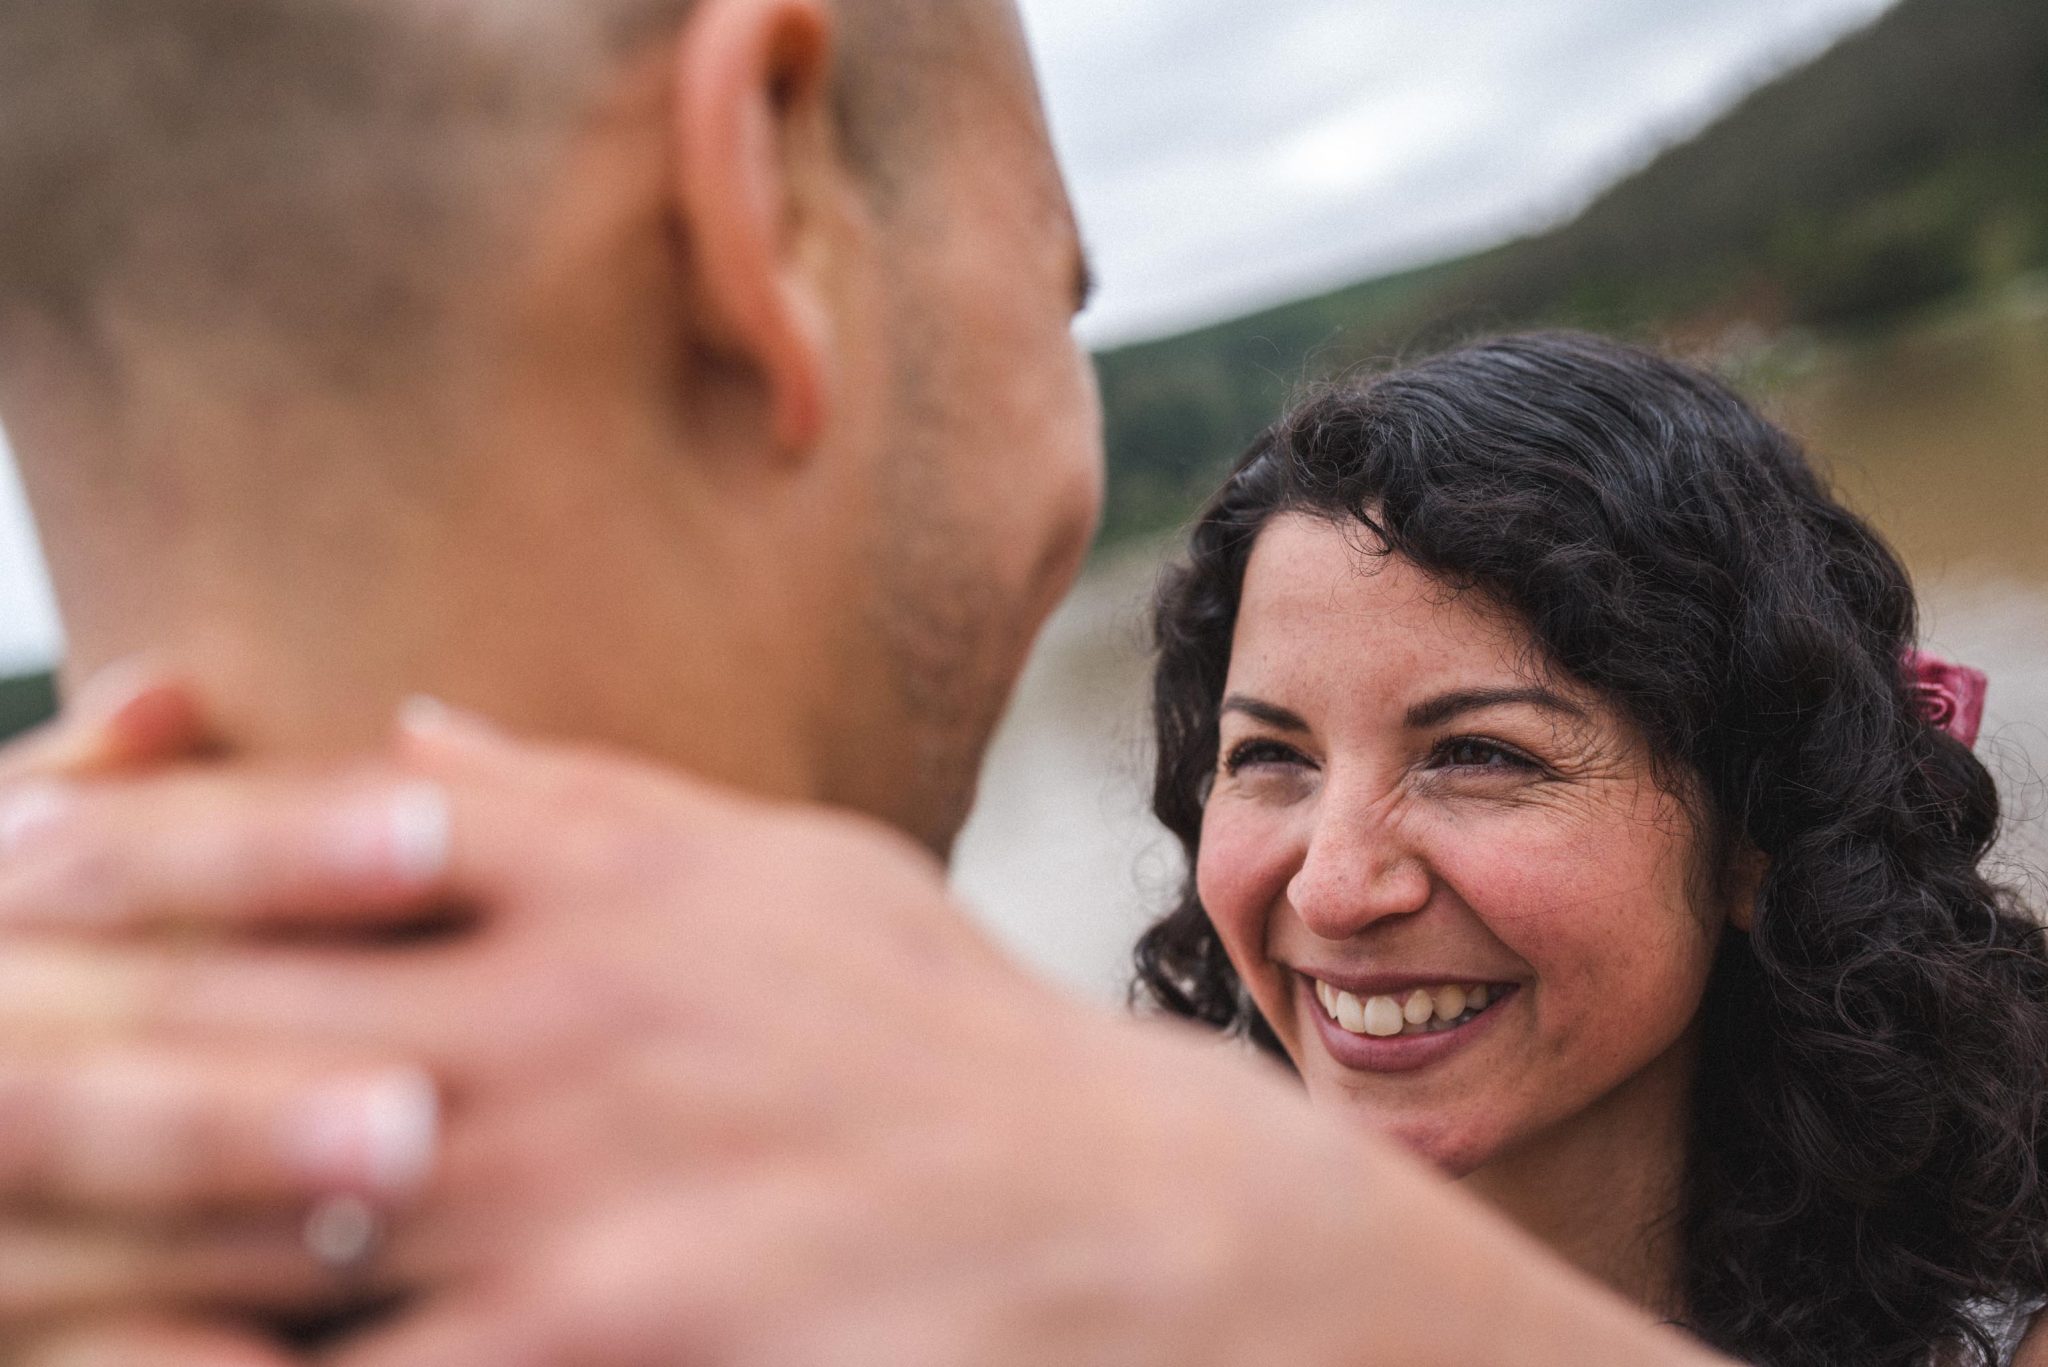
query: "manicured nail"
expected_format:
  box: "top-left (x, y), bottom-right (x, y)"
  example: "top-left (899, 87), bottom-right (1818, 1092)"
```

top-left (329, 781), bottom-right (452, 887)
top-left (70, 656), bottom-right (166, 723)
top-left (282, 1069), bottom-right (441, 1197)
top-left (0, 781), bottom-right (74, 856)
top-left (399, 695), bottom-right (503, 746)
top-left (389, 781), bottom-right (452, 885)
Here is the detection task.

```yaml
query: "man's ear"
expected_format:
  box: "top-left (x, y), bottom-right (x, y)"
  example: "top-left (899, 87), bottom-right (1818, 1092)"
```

top-left (670, 0), bottom-right (843, 455)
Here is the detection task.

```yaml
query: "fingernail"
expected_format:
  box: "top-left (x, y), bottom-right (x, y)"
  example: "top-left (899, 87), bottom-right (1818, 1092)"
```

top-left (399, 695), bottom-right (504, 746)
top-left (390, 780), bottom-right (452, 885)
top-left (70, 656), bottom-right (165, 723)
top-left (0, 781), bottom-right (74, 856)
top-left (282, 1068), bottom-right (441, 1197)
top-left (329, 781), bottom-right (451, 887)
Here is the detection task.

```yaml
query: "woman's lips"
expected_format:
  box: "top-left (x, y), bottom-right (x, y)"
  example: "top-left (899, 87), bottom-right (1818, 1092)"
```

top-left (1297, 973), bottom-right (1520, 1074)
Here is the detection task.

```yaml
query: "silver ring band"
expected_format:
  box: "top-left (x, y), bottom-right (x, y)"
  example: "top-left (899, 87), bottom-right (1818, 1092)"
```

top-left (304, 1194), bottom-right (384, 1273)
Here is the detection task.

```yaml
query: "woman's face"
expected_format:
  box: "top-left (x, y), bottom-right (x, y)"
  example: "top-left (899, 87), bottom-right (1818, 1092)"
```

top-left (1196, 514), bottom-right (1736, 1175)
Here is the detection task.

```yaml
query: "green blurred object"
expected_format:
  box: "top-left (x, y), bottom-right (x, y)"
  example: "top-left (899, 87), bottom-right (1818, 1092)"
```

top-left (1093, 0), bottom-right (2048, 547)
top-left (0, 672), bottom-right (57, 742)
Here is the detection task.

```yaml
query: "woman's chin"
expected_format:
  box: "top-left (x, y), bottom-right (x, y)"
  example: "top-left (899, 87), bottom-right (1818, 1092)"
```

top-left (1395, 1127), bottom-right (1499, 1178)
top-left (1310, 1085), bottom-right (1505, 1176)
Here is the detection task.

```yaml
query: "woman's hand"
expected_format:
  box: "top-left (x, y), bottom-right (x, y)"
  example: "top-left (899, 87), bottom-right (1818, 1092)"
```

top-left (0, 664), bottom-right (211, 789)
top-left (0, 667), bottom-right (311, 1364)
top-left (0, 704), bottom-right (1011, 1327)
top-left (0, 707), bottom-right (1734, 1367)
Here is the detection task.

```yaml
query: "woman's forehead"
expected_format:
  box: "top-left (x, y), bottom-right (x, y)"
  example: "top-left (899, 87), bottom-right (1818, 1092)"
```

top-left (1232, 514), bottom-right (1544, 693)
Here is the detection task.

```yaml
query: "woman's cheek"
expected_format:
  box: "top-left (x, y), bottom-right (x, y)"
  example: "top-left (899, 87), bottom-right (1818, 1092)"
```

top-left (1197, 802), bottom-right (1298, 986)
top-left (1421, 825), bottom-right (1569, 941)
top-left (1430, 809), bottom-right (1715, 1048)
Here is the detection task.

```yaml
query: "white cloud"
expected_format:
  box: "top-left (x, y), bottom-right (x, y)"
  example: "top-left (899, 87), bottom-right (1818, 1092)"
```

top-left (1022, 0), bottom-right (1902, 345)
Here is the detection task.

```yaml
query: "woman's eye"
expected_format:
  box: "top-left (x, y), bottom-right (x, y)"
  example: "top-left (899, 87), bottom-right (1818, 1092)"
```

top-left (1222, 739), bottom-right (1309, 775)
top-left (1431, 737), bottom-right (1539, 772)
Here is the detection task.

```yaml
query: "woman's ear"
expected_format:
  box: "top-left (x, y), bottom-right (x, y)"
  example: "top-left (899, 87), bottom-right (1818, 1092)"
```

top-left (668, 0), bottom-right (843, 455)
top-left (1728, 844), bottom-right (1767, 933)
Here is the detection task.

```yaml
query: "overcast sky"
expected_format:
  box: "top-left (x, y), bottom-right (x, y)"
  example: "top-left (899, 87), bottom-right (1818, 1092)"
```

top-left (0, 0), bottom-right (1900, 673)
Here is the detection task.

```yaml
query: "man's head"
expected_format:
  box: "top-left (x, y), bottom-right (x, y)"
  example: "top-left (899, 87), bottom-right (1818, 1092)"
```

top-left (0, 0), bottom-right (1103, 854)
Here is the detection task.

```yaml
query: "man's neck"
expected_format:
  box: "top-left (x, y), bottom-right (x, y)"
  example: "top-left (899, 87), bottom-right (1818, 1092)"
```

top-left (16, 377), bottom-right (826, 801)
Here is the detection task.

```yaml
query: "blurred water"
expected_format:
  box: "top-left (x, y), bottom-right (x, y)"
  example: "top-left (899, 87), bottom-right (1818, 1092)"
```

top-left (955, 295), bottom-right (2048, 1000)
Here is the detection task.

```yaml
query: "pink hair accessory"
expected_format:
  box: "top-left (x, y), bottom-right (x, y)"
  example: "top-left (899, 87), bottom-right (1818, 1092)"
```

top-left (1904, 649), bottom-right (1988, 748)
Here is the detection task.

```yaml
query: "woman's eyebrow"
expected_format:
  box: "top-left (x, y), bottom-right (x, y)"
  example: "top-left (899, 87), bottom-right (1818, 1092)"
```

top-left (1404, 687), bottom-right (1587, 729)
top-left (1218, 695), bottom-right (1310, 733)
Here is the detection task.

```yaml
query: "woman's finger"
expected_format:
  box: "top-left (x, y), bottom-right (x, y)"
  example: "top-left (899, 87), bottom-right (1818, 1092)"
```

top-left (0, 1048), bottom-right (438, 1216)
top-left (0, 941), bottom-right (461, 1061)
top-left (0, 772), bottom-right (453, 937)
top-left (0, 667), bottom-right (209, 790)
top-left (5, 1315), bottom-right (302, 1367)
top-left (0, 727), bottom-right (694, 941)
top-left (322, 1287), bottom-right (553, 1367)
top-left (0, 696), bottom-right (743, 946)
top-left (0, 1215), bottom-right (384, 1326)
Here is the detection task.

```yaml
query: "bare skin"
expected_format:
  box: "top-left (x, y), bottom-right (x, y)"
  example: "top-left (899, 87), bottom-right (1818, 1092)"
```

top-left (0, 696), bottom-right (1735, 1367)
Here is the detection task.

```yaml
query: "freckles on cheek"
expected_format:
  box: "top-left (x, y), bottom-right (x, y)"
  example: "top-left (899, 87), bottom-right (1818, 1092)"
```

top-left (1441, 840), bottom-right (1556, 925)
top-left (1195, 812), bottom-right (1289, 964)
top-left (1438, 836), bottom-right (1614, 983)
top-left (1444, 820), bottom-right (1708, 1009)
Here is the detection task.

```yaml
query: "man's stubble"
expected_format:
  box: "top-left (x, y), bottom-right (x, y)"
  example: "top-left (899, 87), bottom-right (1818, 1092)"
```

top-left (860, 322), bottom-right (1017, 861)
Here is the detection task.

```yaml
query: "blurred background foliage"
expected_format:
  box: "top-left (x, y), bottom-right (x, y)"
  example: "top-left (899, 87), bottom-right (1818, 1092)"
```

top-left (1092, 0), bottom-right (2048, 541)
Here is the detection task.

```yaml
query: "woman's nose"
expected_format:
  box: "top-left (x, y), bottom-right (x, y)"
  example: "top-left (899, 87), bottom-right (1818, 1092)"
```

top-left (1285, 794), bottom-right (1432, 941)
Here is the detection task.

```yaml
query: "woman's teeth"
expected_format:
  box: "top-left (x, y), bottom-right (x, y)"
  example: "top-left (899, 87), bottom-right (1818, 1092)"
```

top-left (1313, 980), bottom-right (1497, 1038)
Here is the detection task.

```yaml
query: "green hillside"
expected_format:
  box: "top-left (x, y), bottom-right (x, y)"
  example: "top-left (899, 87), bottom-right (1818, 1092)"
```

top-left (1096, 0), bottom-right (2048, 542)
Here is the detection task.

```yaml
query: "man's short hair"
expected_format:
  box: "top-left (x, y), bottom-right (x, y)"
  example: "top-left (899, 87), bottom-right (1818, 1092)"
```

top-left (0, 0), bottom-right (998, 382)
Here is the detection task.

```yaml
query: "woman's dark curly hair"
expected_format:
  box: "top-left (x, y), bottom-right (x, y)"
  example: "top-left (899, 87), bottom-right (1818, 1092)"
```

top-left (1134, 331), bottom-right (2048, 1366)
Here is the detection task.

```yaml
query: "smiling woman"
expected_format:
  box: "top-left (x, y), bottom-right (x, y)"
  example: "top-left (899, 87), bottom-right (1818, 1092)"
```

top-left (1200, 521), bottom-right (1729, 1193)
top-left (1136, 331), bottom-right (2048, 1367)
